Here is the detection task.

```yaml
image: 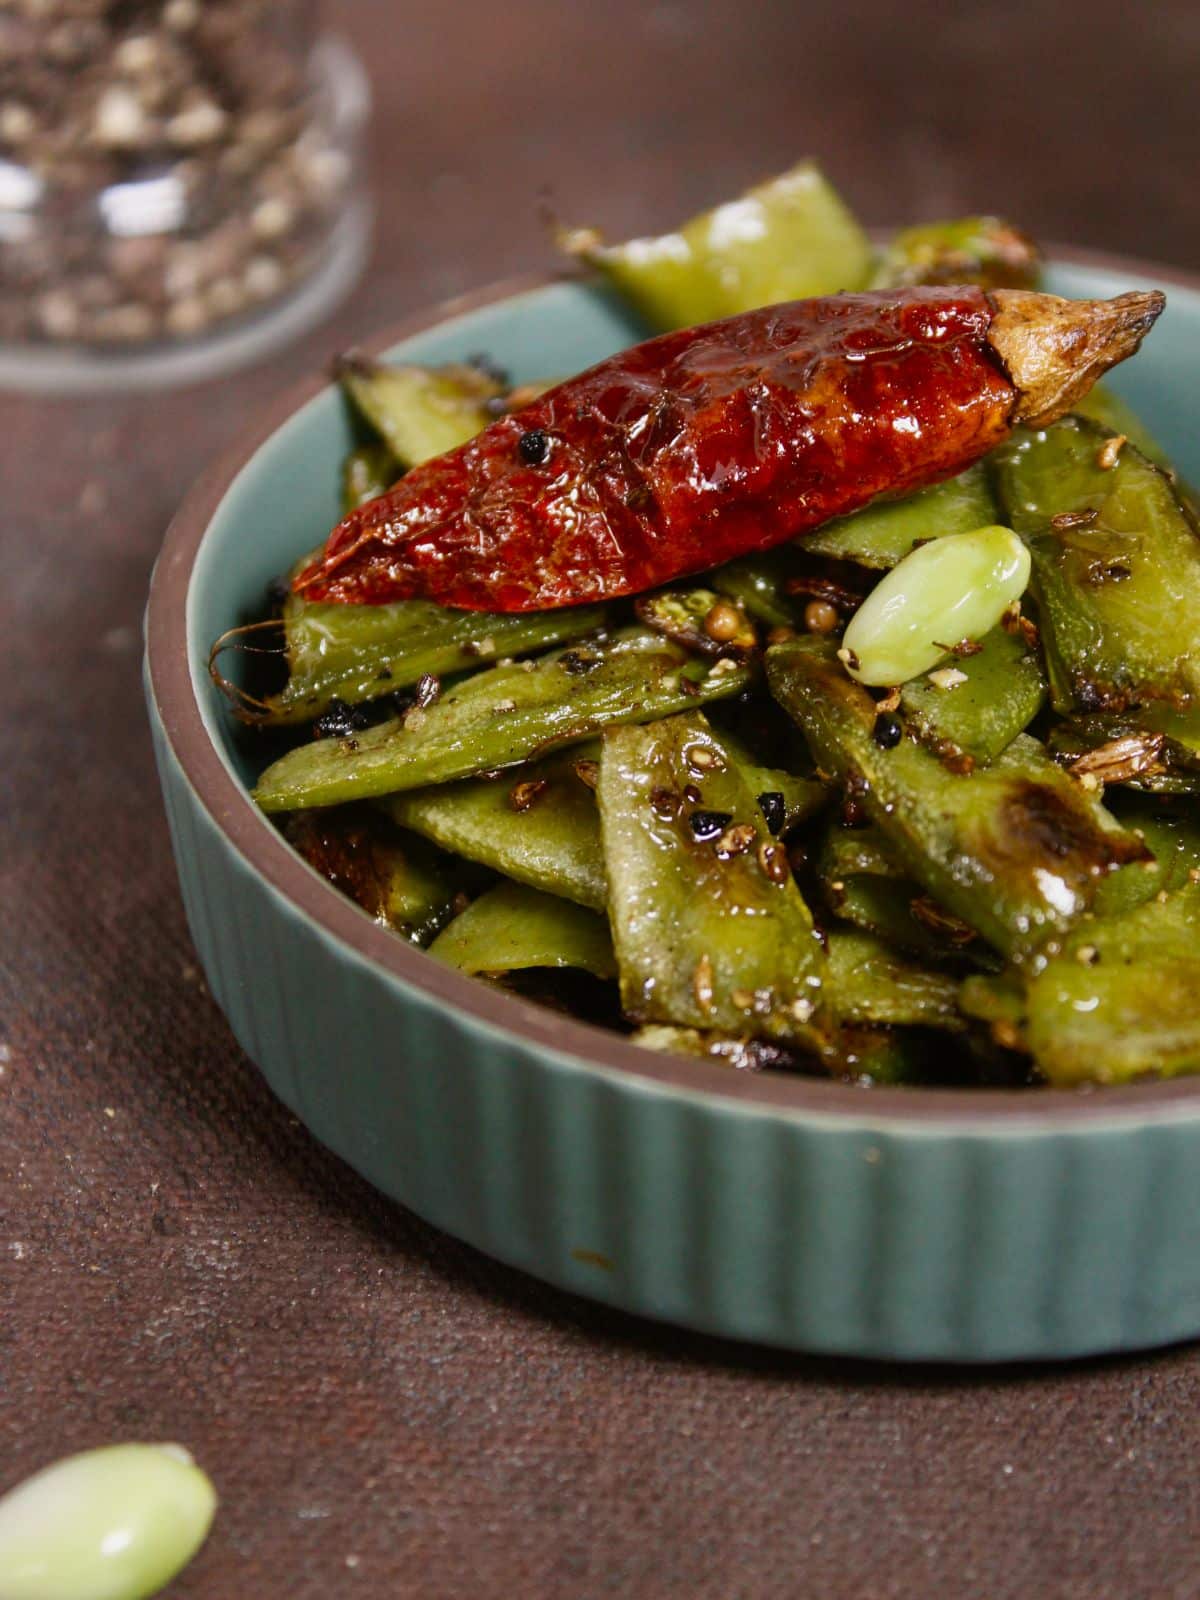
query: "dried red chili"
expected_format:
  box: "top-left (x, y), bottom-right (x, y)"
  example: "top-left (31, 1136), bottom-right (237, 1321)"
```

top-left (294, 286), bottom-right (1163, 613)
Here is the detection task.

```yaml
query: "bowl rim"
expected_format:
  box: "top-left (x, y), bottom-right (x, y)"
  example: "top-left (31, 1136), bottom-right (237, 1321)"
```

top-left (146, 245), bottom-right (1200, 1129)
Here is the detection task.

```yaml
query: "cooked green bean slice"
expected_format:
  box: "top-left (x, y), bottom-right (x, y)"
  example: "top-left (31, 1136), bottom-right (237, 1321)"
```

top-left (804, 464), bottom-right (997, 569)
top-left (0, 1442), bottom-right (216, 1600)
top-left (710, 550), bottom-right (804, 628)
top-left (597, 711), bottom-right (830, 1043)
top-left (255, 630), bottom-right (751, 813)
top-left (1052, 705), bottom-right (1200, 773)
top-left (336, 354), bottom-right (500, 466)
top-left (817, 822), bottom-right (976, 964)
top-left (1092, 804), bottom-right (1200, 918)
top-left (264, 595), bottom-right (608, 726)
top-left (869, 216), bottom-right (1041, 291)
top-left (841, 525), bottom-right (1030, 687)
top-left (340, 441), bottom-right (398, 513)
top-left (283, 808), bottom-right (464, 944)
top-left (383, 745), bottom-right (607, 911)
top-left (429, 880), bottom-right (616, 978)
top-left (1071, 382), bottom-right (1171, 469)
top-left (826, 928), bottom-right (964, 1031)
top-left (992, 417), bottom-right (1200, 713)
top-left (899, 625), bottom-right (1047, 768)
top-left (1023, 882), bottom-right (1200, 1085)
top-left (382, 734), bottom-right (816, 911)
top-left (559, 160), bottom-right (872, 330)
top-left (767, 637), bottom-right (1148, 959)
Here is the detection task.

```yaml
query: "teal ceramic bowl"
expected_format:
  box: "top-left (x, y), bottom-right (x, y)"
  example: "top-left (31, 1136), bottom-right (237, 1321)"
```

top-left (146, 254), bottom-right (1200, 1362)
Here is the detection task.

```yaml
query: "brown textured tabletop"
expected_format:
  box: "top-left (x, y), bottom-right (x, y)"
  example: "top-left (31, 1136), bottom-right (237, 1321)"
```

top-left (4, 3), bottom-right (1200, 1595)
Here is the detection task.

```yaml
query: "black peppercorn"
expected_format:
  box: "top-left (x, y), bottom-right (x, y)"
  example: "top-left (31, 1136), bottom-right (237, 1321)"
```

top-left (313, 698), bottom-right (370, 740)
top-left (518, 429), bottom-right (549, 464)
top-left (872, 712), bottom-right (903, 749)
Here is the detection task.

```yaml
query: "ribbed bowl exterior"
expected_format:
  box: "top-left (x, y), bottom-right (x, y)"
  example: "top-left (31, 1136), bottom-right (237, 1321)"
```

top-left (147, 695), bottom-right (1200, 1361)
top-left (146, 262), bottom-right (1200, 1362)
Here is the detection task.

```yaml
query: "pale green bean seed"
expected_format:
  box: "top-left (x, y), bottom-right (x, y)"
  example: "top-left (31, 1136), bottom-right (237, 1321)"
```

top-left (0, 1443), bottom-right (216, 1600)
top-left (841, 524), bottom-right (1030, 687)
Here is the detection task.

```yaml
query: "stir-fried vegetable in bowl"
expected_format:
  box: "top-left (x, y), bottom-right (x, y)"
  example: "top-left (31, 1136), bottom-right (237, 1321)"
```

top-left (212, 161), bottom-right (1199, 1091)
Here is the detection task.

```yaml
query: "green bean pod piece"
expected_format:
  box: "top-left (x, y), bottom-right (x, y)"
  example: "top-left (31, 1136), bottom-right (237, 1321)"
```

top-left (284, 807), bottom-right (466, 943)
top-left (429, 880), bottom-right (616, 979)
top-left (804, 464), bottom-right (997, 570)
top-left (1093, 803), bottom-right (1200, 919)
top-left (825, 928), bottom-right (965, 1031)
top-left (383, 744), bottom-right (607, 911)
top-left (817, 822), bottom-right (983, 965)
top-left (898, 624), bottom-right (1047, 769)
top-left (992, 418), bottom-right (1200, 713)
top-left (255, 630), bottom-right (752, 813)
top-left (261, 593), bottom-right (608, 726)
top-left (559, 160), bottom-right (872, 330)
top-left (1070, 382), bottom-right (1172, 469)
top-left (767, 637), bottom-right (1149, 960)
top-left (597, 711), bottom-right (830, 1044)
top-left (336, 354), bottom-right (501, 466)
top-left (1020, 882), bottom-right (1200, 1085)
top-left (0, 1442), bottom-right (216, 1600)
top-left (869, 215), bottom-right (1041, 292)
top-left (340, 440), bottom-right (399, 513)
top-left (709, 549), bottom-right (805, 628)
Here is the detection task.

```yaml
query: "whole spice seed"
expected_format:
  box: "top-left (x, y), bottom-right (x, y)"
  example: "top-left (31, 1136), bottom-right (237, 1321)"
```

top-left (313, 698), bottom-right (370, 740)
top-left (702, 599), bottom-right (744, 642)
top-left (1052, 508), bottom-right (1100, 532)
top-left (1067, 732), bottom-right (1167, 785)
top-left (692, 952), bottom-right (715, 1013)
top-left (872, 712), bottom-right (904, 749)
top-left (688, 809), bottom-right (733, 841)
top-left (758, 839), bottom-right (791, 883)
top-left (804, 599), bottom-right (841, 635)
top-left (413, 672), bottom-right (441, 709)
top-left (650, 786), bottom-right (681, 819)
top-left (518, 428), bottom-right (550, 464)
top-left (715, 822), bottom-right (758, 858)
top-left (509, 778), bottom-right (549, 812)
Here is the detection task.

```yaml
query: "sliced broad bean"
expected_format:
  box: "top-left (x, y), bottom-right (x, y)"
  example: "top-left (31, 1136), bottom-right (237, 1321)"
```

top-left (991, 417), bottom-right (1200, 713)
top-left (804, 464), bottom-right (997, 570)
top-left (0, 1442), bottom-right (216, 1600)
top-left (840, 525), bottom-right (1030, 687)
top-left (598, 711), bottom-right (830, 1043)
top-left (899, 624), bottom-right (1046, 768)
top-left (817, 822), bottom-right (980, 965)
top-left (1017, 882), bottom-right (1200, 1085)
top-left (559, 160), bottom-right (872, 330)
top-left (255, 629), bottom-right (751, 813)
top-left (262, 593), bottom-right (608, 726)
top-left (825, 928), bottom-right (965, 1031)
top-left (869, 215), bottom-right (1041, 292)
top-left (428, 880), bottom-right (615, 979)
top-left (337, 354), bottom-right (500, 466)
top-left (383, 744), bottom-right (607, 911)
top-left (284, 808), bottom-right (466, 943)
top-left (767, 637), bottom-right (1148, 960)
top-left (340, 440), bottom-right (398, 513)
